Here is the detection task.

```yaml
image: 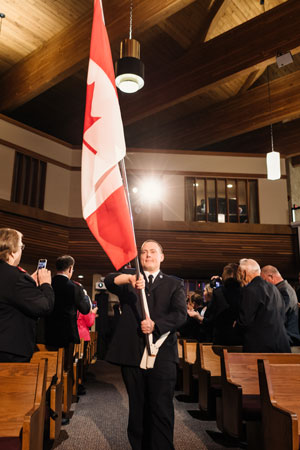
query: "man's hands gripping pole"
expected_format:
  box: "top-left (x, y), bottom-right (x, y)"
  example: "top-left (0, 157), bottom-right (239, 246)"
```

top-left (128, 275), bottom-right (155, 335)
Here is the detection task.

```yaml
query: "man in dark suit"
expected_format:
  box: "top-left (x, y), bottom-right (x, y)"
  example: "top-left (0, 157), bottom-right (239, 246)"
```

top-left (105, 240), bottom-right (187, 450)
top-left (261, 265), bottom-right (300, 346)
top-left (44, 255), bottom-right (90, 366)
top-left (0, 228), bottom-right (54, 362)
top-left (237, 258), bottom-right (290, 353)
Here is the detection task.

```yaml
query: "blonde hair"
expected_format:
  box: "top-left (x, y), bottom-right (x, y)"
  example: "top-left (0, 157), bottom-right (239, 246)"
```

top-left (0, 228), bottom-right (22, 262)
top-left (141, 240), bottom-right (164, 254)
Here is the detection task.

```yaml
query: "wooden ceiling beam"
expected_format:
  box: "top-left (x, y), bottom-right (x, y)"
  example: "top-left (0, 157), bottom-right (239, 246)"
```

top-left (237, 66), bottom-right (267, 95)
top-left (0, 0), bottom-right (197, 112)
top-left (121, 0), bottom-right (300, 126)
top-left (202, 0), bottom-right (231, 42)
top-left (125, 69), bottom-right (300, 150)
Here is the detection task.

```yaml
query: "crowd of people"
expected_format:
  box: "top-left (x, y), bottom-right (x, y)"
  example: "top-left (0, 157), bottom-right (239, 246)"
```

top-left (179, 259), bottom-right (300, 353)
top-left (0, 228), bottom-right (96, 402)
top-left (1, 227), bottom-right (300, 450)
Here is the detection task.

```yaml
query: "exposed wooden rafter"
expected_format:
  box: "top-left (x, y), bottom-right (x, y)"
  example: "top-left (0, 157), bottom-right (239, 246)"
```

top-left (120, 0), bottom-right (300, 126)
top-left (0, 0), bottom-right (197, 112)
top-left (125, 69), bottom-right (300, 150)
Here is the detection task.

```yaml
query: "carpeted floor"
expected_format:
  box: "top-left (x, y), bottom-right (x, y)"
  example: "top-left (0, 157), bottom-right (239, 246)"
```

top-left (53, 360), bottom-right (243, 450)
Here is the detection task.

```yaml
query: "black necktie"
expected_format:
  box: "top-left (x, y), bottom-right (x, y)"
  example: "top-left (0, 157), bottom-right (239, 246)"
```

top-left (148, 274), bottom-right (154, 287)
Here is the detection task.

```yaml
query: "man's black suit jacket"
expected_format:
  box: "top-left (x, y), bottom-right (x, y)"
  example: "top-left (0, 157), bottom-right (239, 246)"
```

top-left (0, 260), bottom-right (54, 359)
top-left (105, 270), bottom-right (187, 366)
top-left (237, 276), bottom-right (290, 353)
top-left (44, 275), bottom-right (90, 347)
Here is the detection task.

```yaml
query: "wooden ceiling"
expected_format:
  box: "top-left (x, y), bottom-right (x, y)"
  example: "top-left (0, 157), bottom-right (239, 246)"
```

top-left (1, 0), bottom-right (300, 157)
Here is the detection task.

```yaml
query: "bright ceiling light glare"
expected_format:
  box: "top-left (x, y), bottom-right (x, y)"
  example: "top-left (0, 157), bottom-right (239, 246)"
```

top-left (227, 184), bottom-right (233, 188)
top-left (132, 186), bottom-right (138, 194)
top-left (140, 179), bottom-right (162, 204)
top-left (78, 275), bottom-right (84, 279)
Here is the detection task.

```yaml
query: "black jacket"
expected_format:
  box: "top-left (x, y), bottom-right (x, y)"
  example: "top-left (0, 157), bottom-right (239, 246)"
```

top-left (203, 278), bottom-right (243, 345)
top-left (44, 275), bottom-right (90, 347)
top-left (105, 270), bottom-right (187, 366)
top-left (237, 276), bottom-right (290, 353)
top-left (276, 280), bottom-right (300, 345)
top-left (0, 260), bottom-right (54, 358)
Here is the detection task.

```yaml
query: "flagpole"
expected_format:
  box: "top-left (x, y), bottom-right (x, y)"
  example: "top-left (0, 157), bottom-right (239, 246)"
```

top-left (119, 158), bottom-right (152, 355)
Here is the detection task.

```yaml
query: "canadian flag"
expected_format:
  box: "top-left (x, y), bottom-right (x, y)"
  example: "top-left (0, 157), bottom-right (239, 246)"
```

top-left (81, 0), bottom-right (137, 270)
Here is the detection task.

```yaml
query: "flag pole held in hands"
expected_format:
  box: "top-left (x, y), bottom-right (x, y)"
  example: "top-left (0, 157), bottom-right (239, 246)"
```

top-left (119, 159), bottom-right (153, 356)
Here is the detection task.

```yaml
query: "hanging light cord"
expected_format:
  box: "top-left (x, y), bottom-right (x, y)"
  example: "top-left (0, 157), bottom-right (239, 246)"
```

top-left (267, 65), bottom-right (275, 152)
top-left (129, 0), bottom-right (133, 39)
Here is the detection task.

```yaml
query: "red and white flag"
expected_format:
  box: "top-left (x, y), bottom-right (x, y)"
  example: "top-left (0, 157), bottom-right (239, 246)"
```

top-left (81, 0), bottom-right (137, 270)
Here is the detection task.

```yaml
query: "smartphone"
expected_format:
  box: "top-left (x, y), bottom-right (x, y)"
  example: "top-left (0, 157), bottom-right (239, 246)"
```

top-left (37, 259), bottom-right (47, 270)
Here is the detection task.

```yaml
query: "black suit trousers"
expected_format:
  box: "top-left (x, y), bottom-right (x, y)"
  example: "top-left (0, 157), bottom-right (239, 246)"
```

top-left (121, 360), bottom-right (177, 450)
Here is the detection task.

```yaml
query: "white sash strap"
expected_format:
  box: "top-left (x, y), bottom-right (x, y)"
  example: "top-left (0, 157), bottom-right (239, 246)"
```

top-left (140, 331), bottom-right (170, 369)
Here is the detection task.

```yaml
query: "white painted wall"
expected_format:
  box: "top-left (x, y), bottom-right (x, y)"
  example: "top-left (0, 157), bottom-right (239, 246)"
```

top-left (162, 175), bottom-right (185, 221)
top-left (0, 117), bottom-right (290, 225)
top-left (44, 164), bottom-right (71, 216)
top-left (0, 117), bottom-right (78, 166)
top-left (69, 171), bottom-right (83, 217)
top-left (125, 152), bottom-right (286, 176)
top-left (0, 144), bottom-right (15, 200)
top-left (258, 178), bottom-right (289, 224)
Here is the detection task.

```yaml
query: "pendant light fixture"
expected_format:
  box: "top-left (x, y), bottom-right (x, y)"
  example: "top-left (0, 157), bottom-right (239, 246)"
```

top-left (115, 0), bottom-right (145, 94)
top-left (266, 65), bottom-right (281, 181)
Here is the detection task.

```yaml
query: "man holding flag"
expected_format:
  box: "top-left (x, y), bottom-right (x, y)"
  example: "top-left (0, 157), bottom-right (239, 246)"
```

top-left (81, 2), bottom-right (186, 448)
top-left (105, 240), bottom-right (187, 450)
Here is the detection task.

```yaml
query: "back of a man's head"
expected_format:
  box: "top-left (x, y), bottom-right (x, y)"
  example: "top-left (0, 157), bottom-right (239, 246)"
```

top-left (56, 255), bottom-right (75, 272)
top-left (222, 262), bottom-right (239, 281)
top-left (0, 228), bottom-right (22, 262)
top-left (239, 258), bottom-right (261, 284)
top-left (261, 265), bottom-right (282, 284)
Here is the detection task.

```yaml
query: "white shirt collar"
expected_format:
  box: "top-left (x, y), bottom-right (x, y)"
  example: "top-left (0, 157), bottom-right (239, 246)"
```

top-left (144, 270), bottom-right (160, 282)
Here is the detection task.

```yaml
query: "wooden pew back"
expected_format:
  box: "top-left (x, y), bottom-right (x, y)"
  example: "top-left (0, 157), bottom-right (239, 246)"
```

top-left (263, 362), bottom-right (300, 419)
top-left (198, 344), bottom-right (242, 416)
top-left (223, 352), bottom-right (300, 395)
top-left (31, 350), bottom-right (63, 389)
top-left (0, 360), bottom-right (47, 450)
top-left (183, 340), bottom-right (197, 365)
top-left (31, 349), bottom-right (63, 441)
top-left (200, 344), bottom-right (243, 375)
top-left (258, 361), bottom-right (300, 450)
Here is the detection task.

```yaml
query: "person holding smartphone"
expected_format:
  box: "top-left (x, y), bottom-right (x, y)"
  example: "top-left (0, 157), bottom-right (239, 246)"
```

top-left (0, 228), bottom-right (54, 362)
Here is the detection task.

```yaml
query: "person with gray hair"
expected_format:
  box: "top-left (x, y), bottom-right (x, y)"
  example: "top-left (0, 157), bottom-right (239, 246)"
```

top-left (261, 265), bottom-right (300, 346)
top-left (0, 228), bottom-right (54, 362)
top-left (237, 258), bottom-right (290, 353)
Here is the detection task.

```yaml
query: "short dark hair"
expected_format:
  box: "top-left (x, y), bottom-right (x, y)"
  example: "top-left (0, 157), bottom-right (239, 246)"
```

top-left (222, 263), bottom-right (239, 281)
top-left (56, 255), bottom-right (75, 271)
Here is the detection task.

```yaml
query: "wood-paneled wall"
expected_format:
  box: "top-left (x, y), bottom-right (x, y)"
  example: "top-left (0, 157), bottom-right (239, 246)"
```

top-left (0, 200), bottom-right (298, 291)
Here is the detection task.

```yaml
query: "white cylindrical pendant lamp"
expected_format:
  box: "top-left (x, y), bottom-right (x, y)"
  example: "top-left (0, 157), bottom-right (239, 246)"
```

top-left (266, 151), bottom-right (281, 180)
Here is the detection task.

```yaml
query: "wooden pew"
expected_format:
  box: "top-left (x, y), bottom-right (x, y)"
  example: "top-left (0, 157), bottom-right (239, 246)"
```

top-left (72, 344), bottom-right (79, 398)
top-left (198, 344), bottom-right (242, 418)
top-left (77, 339), bottom-right (85, 387)
top-left (182, 340), bottom-right (198, 398)
top-left (176, 338), bottom-right (184, 390)
top-left (37, 343), bottom-right (73, 416)
top-left (89, 331), bottom-right (98, 364)
top-left (0, 360), bottom-right (47, 450)
top-left (222, 351), bottom-right (300, 444)
top-left (31, 349), bottom-right (63, 441)
top-left (258, 360), bottom-right (300, 450)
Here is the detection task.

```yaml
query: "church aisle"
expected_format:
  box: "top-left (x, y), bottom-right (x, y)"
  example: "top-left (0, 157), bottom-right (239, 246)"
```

top-left (53, 360), bottom-right (242, 450)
